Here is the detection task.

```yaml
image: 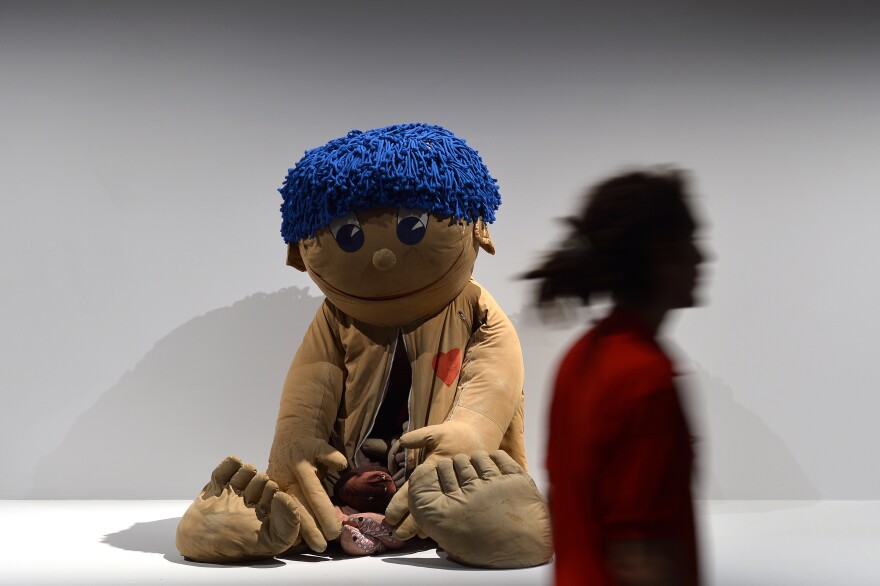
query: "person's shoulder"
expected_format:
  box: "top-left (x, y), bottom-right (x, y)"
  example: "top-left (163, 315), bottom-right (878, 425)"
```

top-left (603, 331), bottom-right (673, 398)
top-left (605, 328), bottom-right (669, 367)
top-left (554, 312), bottom-right (673, 392)
top-left (586, 308), bottom-right (674, 397)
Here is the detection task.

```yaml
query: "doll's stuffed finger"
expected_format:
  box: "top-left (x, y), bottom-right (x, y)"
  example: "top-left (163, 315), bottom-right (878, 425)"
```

top-left (399, 420), bottom-right (490, 462)
top-left (285, 482), bottom-right (330, 552)
top-left (451, 453), bottom-right (480, 488)
top-left (242, 473), bottom-right (271, 508)
top-left (293, 460), bottom-right (343, 542)
top-left (489, 449), bottom-right (525, 476)
top-left (398, 425), bottom-right (438, 452)
top-left (254, 479), bottom-right (280, 522)
top-left (258, 491), bottom-right (301, 553)
top-left (312, 442), bottom-right (349, 472)
top-left (206, 455), bottom-right (243, 497)
top-left (229, 463), bottom-right (258, 493)
top-left (436, 458), bottom-right (463, 496)
top-left (469, 451), bottom-right (502, 480)
top-left (385, 482), bottom-right (425, 540)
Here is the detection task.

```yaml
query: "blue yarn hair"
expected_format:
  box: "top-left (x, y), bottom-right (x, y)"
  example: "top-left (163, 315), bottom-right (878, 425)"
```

top-left (278, 123), bottom-right (501, 243)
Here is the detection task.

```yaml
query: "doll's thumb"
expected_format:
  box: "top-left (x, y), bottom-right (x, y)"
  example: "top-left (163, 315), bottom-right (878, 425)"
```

top-left (315, 443), bottom-right (349, 471)
top-left (398, 426), bottom-right (437, 449)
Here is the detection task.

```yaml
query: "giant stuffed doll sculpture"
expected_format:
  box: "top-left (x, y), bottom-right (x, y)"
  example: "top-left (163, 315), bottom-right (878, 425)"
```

top-left (175, 123), bottom-right (553, 568)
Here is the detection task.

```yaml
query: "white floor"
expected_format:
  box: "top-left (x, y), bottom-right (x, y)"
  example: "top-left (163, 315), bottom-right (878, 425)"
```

top-left (1, 501), bottom-right (878, 585)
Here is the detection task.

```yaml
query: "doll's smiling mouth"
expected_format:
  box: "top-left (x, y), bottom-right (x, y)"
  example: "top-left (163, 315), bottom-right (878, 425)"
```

top-left (310, 249), bottom-right (465, 301)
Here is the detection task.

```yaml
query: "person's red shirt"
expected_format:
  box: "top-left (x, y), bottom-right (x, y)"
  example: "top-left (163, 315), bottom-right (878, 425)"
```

top-left (547, 308), bottom-right (698, 585)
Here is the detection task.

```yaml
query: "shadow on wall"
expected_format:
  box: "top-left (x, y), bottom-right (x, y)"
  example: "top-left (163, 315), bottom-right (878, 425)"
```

top-left (31, 287), bottom-right (820, 500)
top-left (509, 305), bottom-right (590, 492)
top-left (30, 287), bottom-right (323, 499)
top-left (669, 342), bottom-right (822, 500)
top-left (512, 306), bottom-right (822, 500)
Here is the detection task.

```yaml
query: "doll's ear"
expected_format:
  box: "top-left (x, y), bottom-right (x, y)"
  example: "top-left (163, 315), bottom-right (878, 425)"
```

top-left (286, 242), bottom-right (307, 271)
top-left (474, 219), bottom-right (495, 255)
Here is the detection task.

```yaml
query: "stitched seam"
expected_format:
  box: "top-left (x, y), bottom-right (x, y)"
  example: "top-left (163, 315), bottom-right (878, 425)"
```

top-left (454, 404), bottom-right (505, 434)
top-left (313, 362), bottom-right (333, 434)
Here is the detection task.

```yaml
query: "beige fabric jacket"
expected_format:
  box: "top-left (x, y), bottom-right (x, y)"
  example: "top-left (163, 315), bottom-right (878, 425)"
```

top-left (271, 279), bottom-right (526, 489)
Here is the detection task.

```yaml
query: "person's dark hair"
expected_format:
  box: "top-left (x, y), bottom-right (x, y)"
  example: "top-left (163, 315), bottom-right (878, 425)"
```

top-left (524, 167), bottom-right (696, 306)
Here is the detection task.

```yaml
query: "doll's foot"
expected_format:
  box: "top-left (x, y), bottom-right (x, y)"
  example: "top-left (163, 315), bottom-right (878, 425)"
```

top-left (339, 512), bottom-right (404, 555)
top-left (175, 456), bottom-right (302, 562)
top-left (407, 451), bottom-right (553, 568)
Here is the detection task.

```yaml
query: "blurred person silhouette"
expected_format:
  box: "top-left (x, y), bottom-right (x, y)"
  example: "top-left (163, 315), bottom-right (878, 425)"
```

top-left (524, 168), bottom-right (709, 586)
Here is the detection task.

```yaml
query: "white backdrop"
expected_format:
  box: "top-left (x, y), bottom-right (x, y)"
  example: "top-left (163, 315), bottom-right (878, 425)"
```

top-left (2, 1), bottom-right (878, 499)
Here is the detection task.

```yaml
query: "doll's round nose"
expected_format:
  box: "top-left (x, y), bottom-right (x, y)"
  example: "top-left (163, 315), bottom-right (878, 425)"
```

top-left (372, 248), bottom-right (397, 271)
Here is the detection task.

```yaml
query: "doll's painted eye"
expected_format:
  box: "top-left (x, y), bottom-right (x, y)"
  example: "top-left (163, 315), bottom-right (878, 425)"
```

top-left (397, 208), bottom-right (428, 245)
top-left (329, 212), bottom-right (364, 253)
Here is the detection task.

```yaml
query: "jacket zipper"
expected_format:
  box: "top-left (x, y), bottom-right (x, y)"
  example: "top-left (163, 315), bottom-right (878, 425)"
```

top-left (354, 329), bottom-right (399, 467)
top-left (402, 333), bottom-right (412, 480)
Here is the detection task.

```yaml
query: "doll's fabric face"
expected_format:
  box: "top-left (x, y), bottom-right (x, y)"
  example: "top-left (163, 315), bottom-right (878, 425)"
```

top-left (295, 208), bottom-right (485, 327)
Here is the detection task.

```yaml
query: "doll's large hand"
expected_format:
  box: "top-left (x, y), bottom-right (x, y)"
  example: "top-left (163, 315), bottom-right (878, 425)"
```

top-left (408, 450), bottom-right (553, 568)
top-left (384, 420), bottom-right (491, 539)
top-left (267, 431), bottom-right (349, 551)
top-left (175, 456), bottom-right (302, 562)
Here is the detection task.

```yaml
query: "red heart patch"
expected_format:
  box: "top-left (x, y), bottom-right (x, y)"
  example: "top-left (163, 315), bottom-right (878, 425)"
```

top-left (432, 348), bottom-right (462, 386)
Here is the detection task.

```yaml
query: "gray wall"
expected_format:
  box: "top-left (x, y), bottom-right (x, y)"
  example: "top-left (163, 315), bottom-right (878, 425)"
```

top-left (2, 1), bottom-right (878, 499)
